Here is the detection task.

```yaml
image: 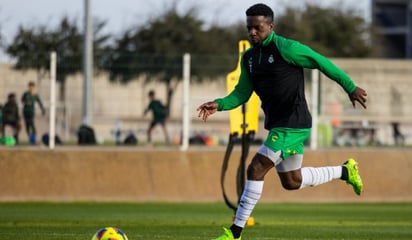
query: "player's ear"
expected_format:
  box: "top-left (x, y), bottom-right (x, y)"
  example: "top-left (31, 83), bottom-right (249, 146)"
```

top-left (269, 23), bottom-right (274, 30)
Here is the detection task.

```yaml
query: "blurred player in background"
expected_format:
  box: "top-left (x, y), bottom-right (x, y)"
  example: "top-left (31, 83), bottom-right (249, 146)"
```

top-left (144, 90), bottom-right (170, 144)
top-left (197, 3), bottom-right (367, 240)
top-left (21, 81), bottom-right (45, 144)
top-left (1, 93), bottom-right (21, 144)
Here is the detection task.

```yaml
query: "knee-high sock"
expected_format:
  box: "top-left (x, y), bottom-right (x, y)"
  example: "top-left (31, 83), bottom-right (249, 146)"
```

top-left (233, 180), bottom-right (264, 228)
top-left (300, 166), bottom-right (342, 189)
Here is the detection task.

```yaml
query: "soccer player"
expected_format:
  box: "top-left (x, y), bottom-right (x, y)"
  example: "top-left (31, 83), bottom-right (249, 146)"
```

top-left (144, 90), bottom-right (170, 144)
top-left (196, 4), bottom-right (367, 240)
top-left (1, 93), bottom-right (21, 144)
top-left (21, 81), bottom-right (45, 144)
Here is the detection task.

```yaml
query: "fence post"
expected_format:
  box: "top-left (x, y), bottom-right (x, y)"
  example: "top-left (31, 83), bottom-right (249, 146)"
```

top-left (310, 69), bottom-right (319, 150)
top-left (180, 53), bottom-right (191, 151)
top-left (82, 0), bottom-right (93, 125)
top-left (49, 51), bottom-right (57, 149)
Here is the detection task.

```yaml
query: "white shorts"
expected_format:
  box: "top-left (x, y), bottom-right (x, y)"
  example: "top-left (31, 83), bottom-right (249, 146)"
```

top-left (256, 145), bottom-right (303, 172)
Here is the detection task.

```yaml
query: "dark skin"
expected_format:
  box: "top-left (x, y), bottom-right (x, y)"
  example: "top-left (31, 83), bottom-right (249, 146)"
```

top-left (197, 15), bottom-right (368, 188)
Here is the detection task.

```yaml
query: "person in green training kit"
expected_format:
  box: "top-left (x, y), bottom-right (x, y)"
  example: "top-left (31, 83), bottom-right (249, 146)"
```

top-left (1, 93), bottom-right (21, 144)
top-left (144, 90), bottom-right (170, 144)
top-left (21, 81), bottom-right (45, 144)
top-left (197, 4), bottom-right (367, 240)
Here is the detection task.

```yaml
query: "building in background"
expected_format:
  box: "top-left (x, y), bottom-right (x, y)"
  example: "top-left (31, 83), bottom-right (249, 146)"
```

top-left (372, 0), bottom-right (412, 58)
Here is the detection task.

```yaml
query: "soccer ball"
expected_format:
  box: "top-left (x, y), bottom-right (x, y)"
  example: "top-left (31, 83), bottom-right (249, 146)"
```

top-left (91, 227), bottom-right (128, 240)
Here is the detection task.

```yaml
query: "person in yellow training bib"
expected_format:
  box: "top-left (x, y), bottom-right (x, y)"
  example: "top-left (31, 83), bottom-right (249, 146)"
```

top-left (197, 3), bottom-right (367, 240)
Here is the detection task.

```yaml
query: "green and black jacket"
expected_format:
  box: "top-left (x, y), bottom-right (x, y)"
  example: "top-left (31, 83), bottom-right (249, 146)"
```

top-left (215, 31), bottom-right (356, 130)
top-left (21, 91), bottom-right (45, 119)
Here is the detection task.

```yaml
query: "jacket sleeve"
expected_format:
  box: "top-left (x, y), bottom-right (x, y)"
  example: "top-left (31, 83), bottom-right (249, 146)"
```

top-left (214, 56), bottom-right (254, 111)
top-left (277, 37), bottom-right (357, 94)
top-left (21, 92), bottom-right (27, 104)
top-left (36, 95), bottom-right (45, 112)
top-left (15, 105), bottom-right (20, 121)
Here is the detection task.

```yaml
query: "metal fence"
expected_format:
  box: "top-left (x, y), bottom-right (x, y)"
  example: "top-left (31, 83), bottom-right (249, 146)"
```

top-left (1, 56), bottom-right (411, 147)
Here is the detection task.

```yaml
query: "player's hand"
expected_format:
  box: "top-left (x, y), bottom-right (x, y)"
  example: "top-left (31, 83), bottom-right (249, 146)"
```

top-left (350, 87), bottom-right (367, 109)
top-left (196, 101), bottom-right (218, 122)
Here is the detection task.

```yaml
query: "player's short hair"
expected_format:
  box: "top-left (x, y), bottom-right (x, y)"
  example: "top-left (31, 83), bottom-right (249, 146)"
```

top-left (28, 81), bottom-right (35, 87)
top-left (148, 90), bottom-right (155, 97)
top-left (8, 93), bottom-right (16, 100)
top-left (246, 3), bottom-right (274, 23)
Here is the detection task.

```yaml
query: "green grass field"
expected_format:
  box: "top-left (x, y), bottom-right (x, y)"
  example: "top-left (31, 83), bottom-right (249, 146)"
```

top-left (0, 202), bottom-right (411, 240)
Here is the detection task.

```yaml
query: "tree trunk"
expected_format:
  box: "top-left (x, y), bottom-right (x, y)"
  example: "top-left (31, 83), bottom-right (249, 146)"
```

top-left (59, 78), bottom-right (66, 102)
top-left (166, 82), bottom-right (173, 118)
top-left (165, 78), bottom-right (180, 118)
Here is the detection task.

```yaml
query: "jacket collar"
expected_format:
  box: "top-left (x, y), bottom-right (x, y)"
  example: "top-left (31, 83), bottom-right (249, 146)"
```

top-left (261, 31), bottom-right (276, 47)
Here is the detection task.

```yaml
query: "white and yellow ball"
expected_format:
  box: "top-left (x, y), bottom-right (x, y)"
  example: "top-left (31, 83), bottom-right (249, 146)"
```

top-left (91, 227), bottom-right (128, 240)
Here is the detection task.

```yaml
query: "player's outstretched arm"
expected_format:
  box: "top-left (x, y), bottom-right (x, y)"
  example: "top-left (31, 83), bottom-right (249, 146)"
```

top-left (197, 101), bottom-right (218, 122)
top-left (350, 87), bottom-right (367, 109)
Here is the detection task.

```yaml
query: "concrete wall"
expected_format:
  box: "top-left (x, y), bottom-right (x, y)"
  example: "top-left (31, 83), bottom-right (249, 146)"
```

top-left (2, 59), bottom-right (412, 123)
top-left (321, 59), bottom-right (412, 120)
top-left (0, 148), bottom-right (411, 202)
top-left (0, 64), bottom-right (227, 122)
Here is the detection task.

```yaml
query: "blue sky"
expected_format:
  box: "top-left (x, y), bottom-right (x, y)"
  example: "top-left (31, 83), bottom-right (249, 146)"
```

top-left (0, 0), bottom-right (369, 62)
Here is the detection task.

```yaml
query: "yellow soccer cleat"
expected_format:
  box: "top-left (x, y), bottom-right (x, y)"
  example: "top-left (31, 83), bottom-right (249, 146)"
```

top-left (212, 227), bottom-right (241, 240)
top-left (343, 158), bottom-right (363, 195)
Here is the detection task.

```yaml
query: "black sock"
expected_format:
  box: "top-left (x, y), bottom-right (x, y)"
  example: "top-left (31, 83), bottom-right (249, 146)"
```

top-left (341, 166), bottom-right (348, 180)
top-left (230, 224), bottom-right (243, 238)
